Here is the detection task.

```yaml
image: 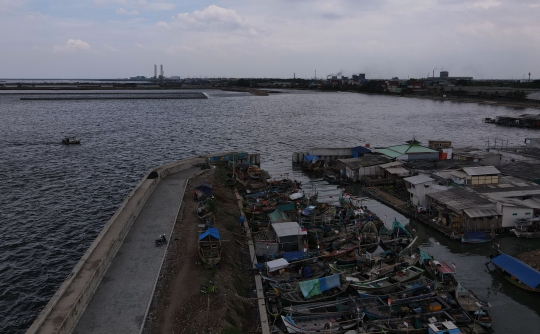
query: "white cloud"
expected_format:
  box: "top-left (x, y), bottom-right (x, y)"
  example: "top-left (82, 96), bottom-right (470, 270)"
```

top-left (470, 0), bottom-right (501, 9)
top-left (53, 39), bottom-right (91, 53)
top-left (116, 8), bottom-right (139, 15)
top-left (156, 21), bottom-right (170, 29)
top-left (104, 45), bottom-right (119, 52)
top-left (174, 5), bottom-right (259, 35)
top-left (94, 0), bottom-right (175, 11)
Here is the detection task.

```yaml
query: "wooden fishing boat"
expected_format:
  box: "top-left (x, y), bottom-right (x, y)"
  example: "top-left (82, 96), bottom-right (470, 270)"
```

top-left (435, 288), bottom-right (472, 325)
top-left (279, 282), bottom-right (351, 306)
top-left (420, 250), bottom-right (457, 292)
top-left (270, 281), bottom-right (297, 294)
top-left (454, 283), bottom-right (492, 328)
top-left (460, 230), bottom-right (493, 244)
top-left (265, 290), bottom-right (283, 318)
top-left (488, 251), bottom-right (540, 292)
top-left (356, 277), bottom-right (434, 299)
top-left (261, 261), bottom-right (329, 284)
top-left (281, 309), bottom-right (361, 333)
top-left (283, 295), bottom-right (359, 316)
top-left (198, 227), bottom-right (221, 266)
top-left (368, 312), bottom-right (458, 333)
top-left (363, 295), bottom-right (451, 320)
top-left (350, 266), bottom-right (425, 291)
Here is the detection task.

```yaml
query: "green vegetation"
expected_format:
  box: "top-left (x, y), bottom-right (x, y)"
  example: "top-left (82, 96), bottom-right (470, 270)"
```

top-left (221, 326), bottom-right (241, 334)
top-left (232, 273), bottom-right (249, 297)
top-left (224, 310), bottom-right (238, 327)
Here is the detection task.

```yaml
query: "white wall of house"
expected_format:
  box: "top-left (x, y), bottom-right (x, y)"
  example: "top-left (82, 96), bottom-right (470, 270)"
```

top-left (496, 202), bottom-right (535, 227)
top-left (359, 165), bottom-right (382, 177)
top-left (407, 181), bottom-right (444, 206)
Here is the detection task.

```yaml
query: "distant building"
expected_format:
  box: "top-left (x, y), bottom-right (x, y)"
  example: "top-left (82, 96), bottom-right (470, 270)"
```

top-left (359, 73), bottom-right (366, 80)
top-left (403, 174), bottom-right (449, 207)
top-left (375, 140), bottom-right (439, 161)
top-left (440, 71), bottom-right (449, 78)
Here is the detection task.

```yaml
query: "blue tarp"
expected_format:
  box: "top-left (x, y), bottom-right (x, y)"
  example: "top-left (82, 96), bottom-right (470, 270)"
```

top-left (492, 253), bottom-right (540, 289)
top-left (304, 155), bottom-right (319, 163)
top-left (282, 251), bottom-right (304, 262)
top-left (319, 274), bottom-right (341, 292)
top-left (464, 231), bottom-right (488, 240)
top-left (198, 227), bottom-right (220, 241)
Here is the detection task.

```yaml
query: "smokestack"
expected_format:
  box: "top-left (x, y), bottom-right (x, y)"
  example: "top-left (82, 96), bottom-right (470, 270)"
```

top-left (160, 64), bottom-right (164, 78)
top-left (154, 65), bottom-right (157, 79)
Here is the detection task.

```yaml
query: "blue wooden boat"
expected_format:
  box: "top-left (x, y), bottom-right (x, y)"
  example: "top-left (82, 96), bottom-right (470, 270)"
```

top-left (488, 251), bottom-right (540, 292)
top-left (460, 230), bottom-right (493, 244)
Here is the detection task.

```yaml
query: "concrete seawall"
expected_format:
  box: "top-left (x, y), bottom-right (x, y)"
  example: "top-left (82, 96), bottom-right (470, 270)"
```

top-left (26, 157), bottom-right (204, 334)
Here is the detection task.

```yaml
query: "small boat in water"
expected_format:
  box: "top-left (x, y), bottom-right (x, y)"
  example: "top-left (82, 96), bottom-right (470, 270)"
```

top-left (454, 283), bottom-right (492, 328)
top-left (511, 217), bottom-right (540, 238)
top-left (460, 230), bottom-right (493, 244)
top-left (487, 250), bottom-right (540, 292)
top-left (61, 136), bottom-right (80, 144)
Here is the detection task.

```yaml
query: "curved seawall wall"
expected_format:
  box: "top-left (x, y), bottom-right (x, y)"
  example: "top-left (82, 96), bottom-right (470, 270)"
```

top-left (26, 156), bottom-right (205, 334)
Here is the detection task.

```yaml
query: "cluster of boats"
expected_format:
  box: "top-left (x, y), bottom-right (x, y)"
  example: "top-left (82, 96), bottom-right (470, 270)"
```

top-left (261, 245), bottom-right (492, 334)
top-left (235, 176), bottom-right (492, 333)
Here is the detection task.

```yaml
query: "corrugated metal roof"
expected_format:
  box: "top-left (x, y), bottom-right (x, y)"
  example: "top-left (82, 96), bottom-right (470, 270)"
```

top-left (450, 170), bottom-right (467, 178)
top-left (462, 166), bottom-right (500, 176)
top-left (388, 144), bottom-right (438, 154)
top-left (404, 174), bottom-right (434, 184)
top-left (379, 161), bottom-right (403, 168)
top-left (463, 207), bottom-right (501, 218)
top-left (427, 188), bottom-right (493, 212)
top-left (272, 222), bottom-right (307, 237)
top-left (376, 148), bottom-right (402, 158)
top-left (386, 167), bottom-right (410, 175)
top-left (337, 155), bottom-right (391, 169)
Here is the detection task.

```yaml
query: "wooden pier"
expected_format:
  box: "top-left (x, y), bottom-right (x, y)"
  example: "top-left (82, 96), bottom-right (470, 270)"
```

top-left (363, 187), bottom-right (463, 240)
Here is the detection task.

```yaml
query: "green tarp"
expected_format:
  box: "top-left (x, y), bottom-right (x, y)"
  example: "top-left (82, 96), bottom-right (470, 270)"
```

top-left (268, 209), bottom-right (289, 223)
top-left (299, 278), bottom-right (322, 299)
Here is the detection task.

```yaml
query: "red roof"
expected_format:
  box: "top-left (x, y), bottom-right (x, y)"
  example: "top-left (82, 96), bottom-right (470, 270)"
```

top-left (434, 261), bottom-right (455, 274)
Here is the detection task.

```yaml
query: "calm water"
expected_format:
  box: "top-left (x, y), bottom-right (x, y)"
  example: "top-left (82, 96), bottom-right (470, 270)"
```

top-left (1, 90), bottom-right (539, 333)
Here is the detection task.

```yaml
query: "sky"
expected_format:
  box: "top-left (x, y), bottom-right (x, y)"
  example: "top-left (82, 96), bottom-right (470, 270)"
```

top-left (0, 0), bottom-right (539, 79)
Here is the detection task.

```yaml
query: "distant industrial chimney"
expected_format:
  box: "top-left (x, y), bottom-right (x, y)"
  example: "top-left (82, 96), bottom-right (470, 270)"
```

top-left (160, 64), bottom-right (164, 79)
top-left (154, 65), bottom-right (157, 80)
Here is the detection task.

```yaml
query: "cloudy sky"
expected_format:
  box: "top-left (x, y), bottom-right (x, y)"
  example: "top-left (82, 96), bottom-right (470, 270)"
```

top-left (1, 0), bottom-right (539, 79)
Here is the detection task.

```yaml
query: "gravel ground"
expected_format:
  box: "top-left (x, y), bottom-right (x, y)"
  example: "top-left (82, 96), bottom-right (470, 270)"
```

top-left (143, 166), bottom-right (259, 334)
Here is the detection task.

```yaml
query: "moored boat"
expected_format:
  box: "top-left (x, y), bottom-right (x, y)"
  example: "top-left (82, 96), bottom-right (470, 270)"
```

top-left (281, 310), bottom-right (361, 333)
top-left (265, 290), bottom-right (283, 318)
top-left (279, 274), bottom-right (351, 306)
top-left (488, 251), bottom-right (540, 292)
top-left (511, 217), bottom-right (540, 238)
top-left (198, 227), bottom-right (222, 266)
top-left (369, 313), bottom-right (459, 334)
top-left (454, 283), bottom-right (492, 328)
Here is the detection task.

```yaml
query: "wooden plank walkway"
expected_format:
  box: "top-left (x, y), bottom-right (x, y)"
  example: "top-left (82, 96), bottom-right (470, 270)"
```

top-left (363, 187), bottom-right (462, 240)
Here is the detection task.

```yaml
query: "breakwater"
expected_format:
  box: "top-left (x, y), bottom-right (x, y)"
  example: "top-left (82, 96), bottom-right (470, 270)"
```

top-left (20, 92), bottom-right (207, 100)
top-left (26, 157), bottom-right (204, 334)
